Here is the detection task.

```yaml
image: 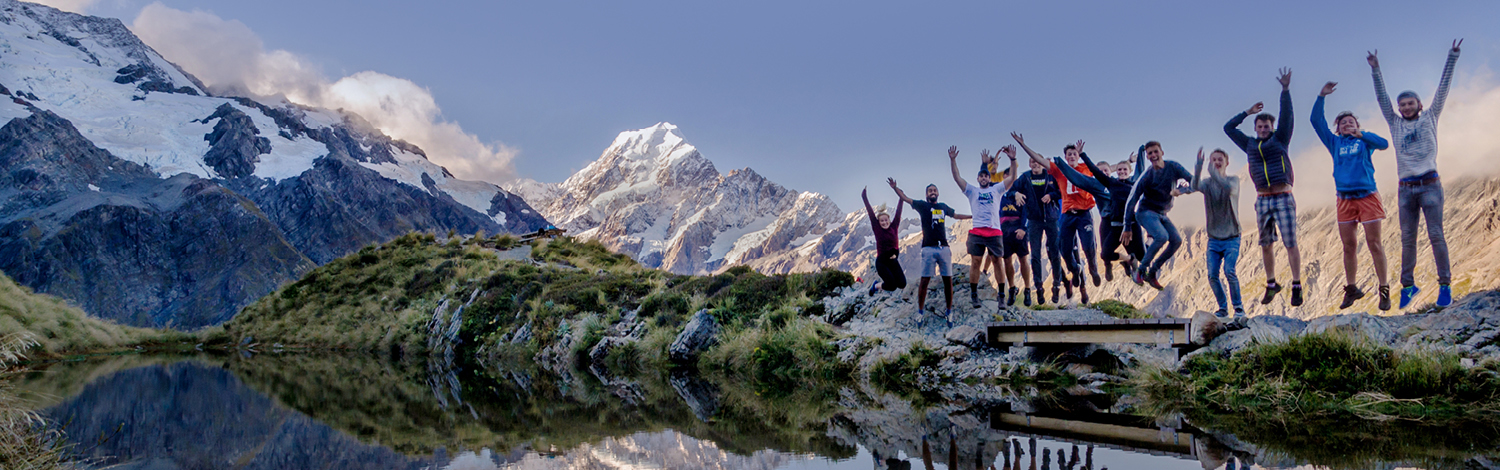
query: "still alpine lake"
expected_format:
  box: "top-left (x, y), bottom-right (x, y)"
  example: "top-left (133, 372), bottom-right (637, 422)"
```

top-left (10, 352), bottom-right (1497, 470)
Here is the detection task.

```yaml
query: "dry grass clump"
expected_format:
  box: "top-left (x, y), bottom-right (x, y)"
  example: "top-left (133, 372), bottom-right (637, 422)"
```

top-left (1, 332), bottom-right (76, 470)
top-left (1, 273), bottom-right (188, 356)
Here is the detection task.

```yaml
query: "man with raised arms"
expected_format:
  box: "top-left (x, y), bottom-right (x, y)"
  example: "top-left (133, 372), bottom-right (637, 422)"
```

top-left (1192, 148), bottom-right (1244, 318)
top-left (1369, 40), bottom-right (1462, 308)
top-left (1121, 141), bottom-right (1193, 290)
top-left (1225, 68), bottom-right (1303, 306)
top-left (950, 145), bottom-right (1019, 312)
top-left (1007, 133), bottom-right (1066, 305)
top-left (1313, 80), bottom-right (1392, 310)
top-left (1013, 134), bottom-right (1100, 303)
top-left (889, 177), bottom-right (971, 324)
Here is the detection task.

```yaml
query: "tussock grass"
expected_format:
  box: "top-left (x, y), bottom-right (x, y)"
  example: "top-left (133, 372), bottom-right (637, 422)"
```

top-left (1090, 300), bottom-right (1149, 319)
top-left (700, 314), bottom-right (850, 391)
top-left (1133, 331), bottom-right (1500, 420)
top-left (1, 333), bottom-right (76, 470)
top-left (0, 273), bottom-right (188, 357)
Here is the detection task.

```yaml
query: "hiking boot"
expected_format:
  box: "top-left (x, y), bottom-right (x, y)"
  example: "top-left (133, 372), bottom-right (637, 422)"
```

top-left (1378, 285), bottom-right (1391, 311)
top-left (1023, 289), bottom-right (1032, 307)
top-left (1051, 286), bottom-right (1061, 304)
top-left (1008, 286), bottom-right (1018, 306)
top-left (1399, 285), bottom-right (1420, 309)
top-left (1339, 285), bottom-right (1366, 309)
top-left (1290, 283), bottom-right (1304, 307)
top-left (1091, 269), bottom-right (1102, 287)
top-left (1104, 263), bottom-right (1114, 282)
top-left (1145, 271), bottom-right (1164, 290)
top-left (1438, 284), bottom-right (1453, 307)
top-left (1080, 284), bottom-right (1089, 305)
top-left (970, 288), bottom-right (981, 308)
top-left (1261, 281), bottom-right (1283, 305)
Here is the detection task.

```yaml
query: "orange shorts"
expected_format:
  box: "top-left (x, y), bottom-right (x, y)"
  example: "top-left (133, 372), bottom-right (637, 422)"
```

top-left (1336, 194), bottom-right (1385, 224)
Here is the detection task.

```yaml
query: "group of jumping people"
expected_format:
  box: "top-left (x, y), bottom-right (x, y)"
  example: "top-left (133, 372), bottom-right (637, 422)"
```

top-left (863, 40), bottom-right (1463, 321)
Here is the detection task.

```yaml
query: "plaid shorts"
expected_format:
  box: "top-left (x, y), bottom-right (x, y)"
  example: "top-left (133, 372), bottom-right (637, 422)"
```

top-left (1255, 192), bottom-right (1298, 247)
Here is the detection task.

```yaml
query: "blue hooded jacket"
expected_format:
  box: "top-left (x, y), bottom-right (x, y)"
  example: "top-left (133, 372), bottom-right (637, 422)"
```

top-left (1312, 95), bottom-right (1389, 197)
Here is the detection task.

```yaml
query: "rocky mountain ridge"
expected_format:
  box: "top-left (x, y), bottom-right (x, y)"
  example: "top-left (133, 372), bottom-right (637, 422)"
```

top-left (0, 0), bottom-right (549, 328)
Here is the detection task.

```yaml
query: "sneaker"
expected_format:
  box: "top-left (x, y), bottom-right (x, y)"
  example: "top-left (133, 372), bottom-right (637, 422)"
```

top-left (1131, 268), bottom-right (1145, 286)
top-left (1145, 271), bottom-right (1164, 290)
top-left (1339, 285), bottom-right (1365, 309)
top-left (1091, 270), bottom-right (1102, 287)
top-left (1064, 282), bottom-right (1074, 300)
top-left (996, 290), bottom-right (1005, 312)
top-left (868, 282), bottom-right (881, 296)
top-left (1080, 284), bottom-right (1089, 305)
top-left (1378, 285), bottom-right (1391, 311)
top-left (1023, 289), bottom-right (1032, 307)
top-left (1008, 286), bottom-right (1018, 306)
top-left (1234, 307), bottom-right (1246, 319)
top-left (1104, 263), bottom-right (1114, 282)
top-left (1261, 281), bottom-right (1283, 305)
top-left (1399, 286), bottom-right (1420, 309)
top-left (1123, 261), bottom-right (1136, 279)
top-left (1051, 286), bottom-right (1061, 304)
top-left (1214, 309), bottom-right (1228, 318)
top-left (1438, 285), bottom-right (1453, 307)
top-left (970, 288), bottom-right (981, 308)
top-left (1290, 283), bottom-right (1304, 307)
top-left (1073, 273), bottom-right (1084, 288)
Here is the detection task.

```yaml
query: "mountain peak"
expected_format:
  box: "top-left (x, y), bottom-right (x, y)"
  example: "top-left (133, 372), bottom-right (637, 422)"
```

top-left (607, 122), bottom-right (695, 164)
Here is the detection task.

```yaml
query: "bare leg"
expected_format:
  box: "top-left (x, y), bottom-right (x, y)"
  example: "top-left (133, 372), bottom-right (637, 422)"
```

top-left (942, 276), bottom-right (954, 310)
top-left (1261, 244), bottom-right (1277, 283)
top-left (1365, 220), bottom-right (1388, 286)
top-left (1019, 255), bottom-right (1033, 287)
top-left (969, 254), bottom-right (985, 286)
top-left (1288, 245), bottom-right (1302, 283)
top-left (987, 254), bottom-right (1003, 288)
top-left (1339, 222), bottom-right (1359, 285)
top-left (918, 277), bottom-right (931, 311)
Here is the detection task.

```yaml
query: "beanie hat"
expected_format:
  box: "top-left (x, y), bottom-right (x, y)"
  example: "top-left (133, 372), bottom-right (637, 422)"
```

top-left (1397, 90), bottom-right (1421, 102)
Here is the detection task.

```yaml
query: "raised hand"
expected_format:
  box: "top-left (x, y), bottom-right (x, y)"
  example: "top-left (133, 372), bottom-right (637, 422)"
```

top-left (1367, 50), bottom-right (1379, 68)
top-left (1128, 152), bottom-right (1137, 164)
top-left (948, 145), bottom-right (959, 160)
top-left (1196, 147), bottom-right (1205, 164)
top-left (1011, 132), bottom-right (1026, 146)
top-left (1075, 140), bottom-right (1086, 154)
top-left (887, 177), bottom-right (899, 189)
top-left (1247, 102), bottom-right (1265, 115)
top-left (1320, 81), bottom-right (1337, 97)
top-left (980, 148), bottom-right (994, 164)
top-left (1277, 67), bottom-right (1292, 90)
top-left (1001, 145), bottom-right (1017, 159)
top-left (1453, 38), bottom-right (1464, 53)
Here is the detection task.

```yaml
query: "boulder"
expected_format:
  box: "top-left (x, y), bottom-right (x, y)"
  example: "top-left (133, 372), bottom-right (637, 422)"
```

top-left (1246, 315), bottom-right (1307, 344)
top-left (1305, 313), bottom-right (1400, 346)
top-left (669, 309), bottom-right (720, 364)
top-left (1189, 311), bottom-right (1228, 346)
top-left (588, 336), bottom-right (635, 365)
top-left (670, 372), bottom-right (721, 422)
top-left (945, 325), bottom-right (985, 349)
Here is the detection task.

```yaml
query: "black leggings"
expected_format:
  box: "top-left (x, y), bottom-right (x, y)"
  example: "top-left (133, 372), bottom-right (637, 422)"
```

top-left (1101, 223), bottom-right (1145, 262)
top-left (875, 249), bottom-right (907, 291)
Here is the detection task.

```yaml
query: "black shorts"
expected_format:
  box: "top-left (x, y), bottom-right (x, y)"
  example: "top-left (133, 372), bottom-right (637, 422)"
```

top-left (966, 233), bottom-right (1004, 257)
top-left (1003, 231), bottom-right (1029, 257)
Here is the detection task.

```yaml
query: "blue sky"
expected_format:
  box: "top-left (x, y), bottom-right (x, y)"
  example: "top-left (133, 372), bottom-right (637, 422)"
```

top-left (66, 0), bottom-right (1500, 223)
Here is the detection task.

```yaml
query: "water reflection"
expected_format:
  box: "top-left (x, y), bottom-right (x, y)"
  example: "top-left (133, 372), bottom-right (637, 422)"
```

top-left (10, 353), bottom-right (1500, 470)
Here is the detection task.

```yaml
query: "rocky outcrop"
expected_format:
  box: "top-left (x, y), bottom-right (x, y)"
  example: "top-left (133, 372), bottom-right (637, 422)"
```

top-left (669, 309), bottom-right (720, 364)
top-left (201, 103), bottom-right (270, 179)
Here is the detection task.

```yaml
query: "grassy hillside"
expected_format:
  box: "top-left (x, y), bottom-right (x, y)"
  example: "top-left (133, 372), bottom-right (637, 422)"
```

top-left (0, 273), bottom-right (189, 357)
top-left (227, 233), bottom-right (856, 386)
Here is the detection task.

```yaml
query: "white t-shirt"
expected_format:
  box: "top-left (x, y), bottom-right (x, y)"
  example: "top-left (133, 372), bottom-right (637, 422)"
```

top-left (963, 183), bottom-right (1004, 230)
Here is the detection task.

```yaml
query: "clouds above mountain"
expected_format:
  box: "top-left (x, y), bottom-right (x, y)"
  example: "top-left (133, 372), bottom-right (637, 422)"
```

top-left (130, 2), bottom-right (518, 183)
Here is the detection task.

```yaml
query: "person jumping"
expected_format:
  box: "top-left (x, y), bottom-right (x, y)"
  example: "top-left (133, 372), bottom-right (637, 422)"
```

top-left (1369, 40), bottom-right (1462, 308)
top-left (862, 187), bottom-right (908, 296)
top-left (1225, 67), bottom-right (1303, 306)
top-left (1313, 80), bottom-right (1392, 310)
top-left (889, 177), bottom-right (969, 323)
top-left (1192, 148), bottom-right (1245, 318)
top-left (1121, 142), bottom-right (1193, 290)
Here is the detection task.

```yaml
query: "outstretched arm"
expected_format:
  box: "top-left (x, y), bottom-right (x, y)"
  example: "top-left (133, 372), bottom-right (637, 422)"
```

top-left (1431, 39), bottom-right (1462, 120)
top-left (1081, 153), bottom-right (1112, 188)
top-left (1191, 148), bottom-right (1205, 192)
top-left (1001, 146), bottom-right (1019, 186)
top-left (862, 188), bottom-right (878, 224)
top-left (1275, 68), bottom-right (1294, 145)
top-left (1311, 91), bottom-right (1337, 151)
top-left (887, 178), bottom-right (913, 205)
top-left (948, 145), bottom-right (968, 191)
top-left (1011, 132), bottom-right (1050, 167)
top-left (1054, 156), bottom-right (1107, 198)
top-left (1132, 145), bottom-right (1145, 181)
top-left (1224, 105), bottom-right (1256, 149)
top-left (1361, 130), bottom-right (1390, 150)
top-left (1369, 50), bottom-right (1398, 123)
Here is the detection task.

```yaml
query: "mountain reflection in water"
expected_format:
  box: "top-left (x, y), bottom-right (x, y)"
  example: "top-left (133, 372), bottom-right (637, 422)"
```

top-left (10, 353), bottom-right (1499, 470)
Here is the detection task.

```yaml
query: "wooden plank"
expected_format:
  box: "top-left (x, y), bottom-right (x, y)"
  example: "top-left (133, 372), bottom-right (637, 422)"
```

top-left (990, 326), bottom-right (1190, 346)
top-left (990, 413), bottom-right (1197, 459)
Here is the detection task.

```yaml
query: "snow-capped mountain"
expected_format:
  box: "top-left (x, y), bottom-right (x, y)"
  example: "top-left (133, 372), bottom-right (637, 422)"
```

top-left (508, 123), bottom-right (843, 274)
top-left (0, 0), bottom-right (548, 328)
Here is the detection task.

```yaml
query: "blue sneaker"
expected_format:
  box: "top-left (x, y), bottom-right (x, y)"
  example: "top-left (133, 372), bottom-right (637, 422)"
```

top-left (1399, 286), bottom-right (1420, 309)
top-left (1438, 285), bottom-right (1453, 307)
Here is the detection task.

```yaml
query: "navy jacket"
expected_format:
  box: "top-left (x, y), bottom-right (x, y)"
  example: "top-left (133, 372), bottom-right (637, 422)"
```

top-left (1225, 89), bottom-right (1295, 192)
top-left (1009, 169), bottom-right (1061, 222)
top-left (1082, 147), bottom-right (1146, 226)
top-left (1124, 159), bottom-right (1193, 226)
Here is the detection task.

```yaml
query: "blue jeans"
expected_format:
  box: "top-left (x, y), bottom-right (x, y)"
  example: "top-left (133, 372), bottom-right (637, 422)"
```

top-left (1398, 181), bottom-right (1451, 287)
top-left (1207, 237), bottom-right (1243, 311)
top-left (1136, 210), bottom-right (1181, 276)
top-left (1059, 211), bottom-right (1097, 280)
top-left (1026, 218), bottom-right (1063, 289)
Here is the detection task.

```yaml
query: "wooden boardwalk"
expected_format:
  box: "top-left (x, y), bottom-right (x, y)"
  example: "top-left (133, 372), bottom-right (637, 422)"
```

top-left (986, 318), bottom-right (1197, 350)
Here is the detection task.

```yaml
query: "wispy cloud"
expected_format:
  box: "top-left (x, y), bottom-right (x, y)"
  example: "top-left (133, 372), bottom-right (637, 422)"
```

top-left (130, 2), bottom-right (518, 183)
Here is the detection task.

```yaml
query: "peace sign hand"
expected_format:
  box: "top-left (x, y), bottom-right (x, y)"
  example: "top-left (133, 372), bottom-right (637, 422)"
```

top-left (1453, 39), bottom-right (1464, 53)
